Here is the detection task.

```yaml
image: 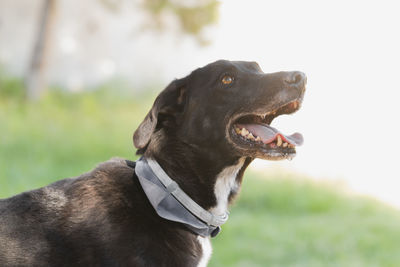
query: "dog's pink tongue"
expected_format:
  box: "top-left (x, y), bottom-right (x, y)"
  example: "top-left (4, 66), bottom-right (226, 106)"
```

top-left (237, 123), bottom-right (304, 146)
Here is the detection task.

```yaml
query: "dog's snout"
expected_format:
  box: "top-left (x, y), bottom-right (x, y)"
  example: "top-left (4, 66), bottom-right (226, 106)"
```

top-left (284, 71), bottom-right (307, 87)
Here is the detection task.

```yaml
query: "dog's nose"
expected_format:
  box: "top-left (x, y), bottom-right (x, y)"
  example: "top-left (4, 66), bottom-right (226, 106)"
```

top-left (284, 71), bottom-right (307, 87)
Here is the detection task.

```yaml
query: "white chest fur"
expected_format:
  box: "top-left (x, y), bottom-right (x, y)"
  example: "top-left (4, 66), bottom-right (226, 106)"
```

top-left (196, 158), bottom-right (245, 267)
top-left (197, 236), bottom-right (212, 267)
top-left (210, 158), bottom-right (245, 216)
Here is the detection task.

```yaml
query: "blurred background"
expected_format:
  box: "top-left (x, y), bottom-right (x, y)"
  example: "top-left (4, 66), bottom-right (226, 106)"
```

top-left (1, 0), bottom-right (400, 266)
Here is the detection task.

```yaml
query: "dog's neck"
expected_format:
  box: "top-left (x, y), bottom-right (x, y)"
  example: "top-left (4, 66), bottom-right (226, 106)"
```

top-left (144, 133), bottom-right (252, 214)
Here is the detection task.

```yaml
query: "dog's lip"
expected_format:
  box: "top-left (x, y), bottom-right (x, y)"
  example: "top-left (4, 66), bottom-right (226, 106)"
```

top-left (230, 126), bottom-right (298, 159)
top-left (235, 123), bottom-right (303, 146)
top-left (227, 99), bottom-right (303, 158)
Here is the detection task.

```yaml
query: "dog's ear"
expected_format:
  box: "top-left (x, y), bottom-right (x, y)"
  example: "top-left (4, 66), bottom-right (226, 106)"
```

top-left (133, 77), bottom-right (187, 150)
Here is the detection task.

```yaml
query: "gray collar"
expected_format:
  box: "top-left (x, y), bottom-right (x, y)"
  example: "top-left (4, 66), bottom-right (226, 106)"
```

top-left (134, 157), bottom-right (229, 237)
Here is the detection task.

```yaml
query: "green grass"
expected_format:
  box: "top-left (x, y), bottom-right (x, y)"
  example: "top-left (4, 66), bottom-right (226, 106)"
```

top-left (209, 175), bottom-right (400, 267)
top-left (1, 82), bottom-right (400, 266)
top-left (0, 86), bottom-right (153, 196)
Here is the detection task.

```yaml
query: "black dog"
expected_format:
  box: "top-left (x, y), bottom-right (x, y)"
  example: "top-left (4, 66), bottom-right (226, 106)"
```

top-left (0, 60), bottom-right (306, 266)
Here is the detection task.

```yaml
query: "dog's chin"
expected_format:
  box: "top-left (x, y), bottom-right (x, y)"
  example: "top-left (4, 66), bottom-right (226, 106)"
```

top-left (227, 99), bottom-right (303, 161)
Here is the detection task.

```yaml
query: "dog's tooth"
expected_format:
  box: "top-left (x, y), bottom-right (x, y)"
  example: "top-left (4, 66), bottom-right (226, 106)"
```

top-left (255, 136), bottom-right (261, 142)
top-left (283, 142), bottom-right (288, 147)
top-left (276, 135), bottom-right (282, 147)
top-left (235, 127), bottom-right (241, 134)
top-left (248, 133), bottom-right (255, 140)
top-left (241, 128), bottom-right (249, 136)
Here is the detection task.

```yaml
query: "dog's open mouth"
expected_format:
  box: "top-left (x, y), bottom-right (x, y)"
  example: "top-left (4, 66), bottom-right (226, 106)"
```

top-left (230, 100), bottom-right (303, 160)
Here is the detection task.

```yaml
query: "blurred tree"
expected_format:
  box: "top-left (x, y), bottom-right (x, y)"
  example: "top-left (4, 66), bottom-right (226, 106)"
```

top-left (25, 0), bottom-right (220, 101)
top-left (140, 0), bottom-right (220, 45)
top-left (25, 0), bottom-right (57, 101)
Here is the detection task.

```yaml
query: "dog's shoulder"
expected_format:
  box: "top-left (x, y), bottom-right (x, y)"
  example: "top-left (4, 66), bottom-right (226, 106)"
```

top-left (51, 157), bottom-right (139, 214)
top-left (51, 157), bottom-right (135, 192)
top-left (1, 158), bottom-right (137, 217)
top-left (78, 157), bottom-right (135, 185)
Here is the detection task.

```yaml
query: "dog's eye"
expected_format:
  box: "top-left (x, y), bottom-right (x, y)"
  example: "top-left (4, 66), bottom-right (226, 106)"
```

top-left (221, 75), bottom-right (234, 85)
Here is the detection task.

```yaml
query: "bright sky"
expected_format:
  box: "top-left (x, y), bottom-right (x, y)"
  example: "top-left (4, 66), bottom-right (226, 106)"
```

top-left (202, 0), bottom-right (400, 207)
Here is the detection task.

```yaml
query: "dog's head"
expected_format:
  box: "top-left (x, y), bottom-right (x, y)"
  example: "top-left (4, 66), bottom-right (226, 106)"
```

top-left (134, 60), bottom-right (306, 161)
